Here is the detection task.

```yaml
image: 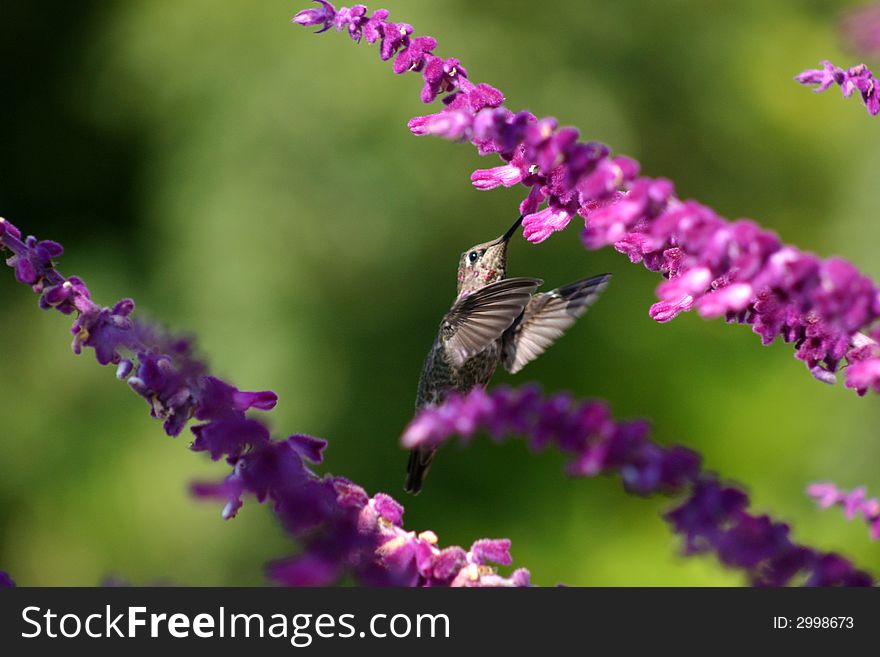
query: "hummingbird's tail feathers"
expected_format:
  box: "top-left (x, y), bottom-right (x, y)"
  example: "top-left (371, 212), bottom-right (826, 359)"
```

top-left (502, 273), bottom-right (612, 374)
top-left (441, 276), bottom-right (542, 368)
top-left (404, 446), bottom-right (437, 495)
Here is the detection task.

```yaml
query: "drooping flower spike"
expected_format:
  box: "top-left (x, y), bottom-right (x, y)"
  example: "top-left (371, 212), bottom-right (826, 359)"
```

top-left (807, 482), bottom-right (880, 541)
top-left (1, 216), bottom-right (527, 587)
top-left (403, 386), bottom-right (874, 586)
top-left (293, 4), bottom-right (880, 395)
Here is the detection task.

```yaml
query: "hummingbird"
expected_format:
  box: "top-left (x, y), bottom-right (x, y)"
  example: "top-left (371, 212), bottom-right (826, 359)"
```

top-left (405, 215), bottom-right (611, 494)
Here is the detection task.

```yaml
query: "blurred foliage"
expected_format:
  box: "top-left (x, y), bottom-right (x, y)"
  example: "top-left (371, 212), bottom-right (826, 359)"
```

top-left (1, 0), bottom-right (879, 586)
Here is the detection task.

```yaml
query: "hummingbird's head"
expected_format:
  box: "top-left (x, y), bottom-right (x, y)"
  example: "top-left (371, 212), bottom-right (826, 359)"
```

top-left (456, 215), bottom-right (523, 297)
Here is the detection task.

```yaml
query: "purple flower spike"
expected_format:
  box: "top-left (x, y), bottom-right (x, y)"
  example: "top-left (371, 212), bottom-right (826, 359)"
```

top-left (807, 483), bottom-right (880, 541)
top-left (294, 5), bottom-right (880, 394)
top-left (796, 60), bottom-right (880, 116)
top-left (1, 215), bottom-right (872, 589)
top-left (292, 0), bottom-right (336, 34)
top-left (402, 386), bottom-right (873, 586)
top-left (0, 571), bottom-right (14, 587)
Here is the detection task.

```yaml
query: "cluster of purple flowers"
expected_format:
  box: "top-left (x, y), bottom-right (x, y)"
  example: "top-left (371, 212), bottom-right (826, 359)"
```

top-left (796, 60), bottom-right (880, 115)
top-left (403, 386), bottom-right (874, 586)
top-left (293, 3), bottom-right (880, 396)
top-left (0, 571), bottom-right (14, 587)
top-left (1, 216), bottom-right (528, 587)
top-left (808, 483), bottom-right (880, 541)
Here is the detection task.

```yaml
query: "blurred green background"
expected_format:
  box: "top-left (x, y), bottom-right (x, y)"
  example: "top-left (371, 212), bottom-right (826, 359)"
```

top-left (1, 0), bottom-right (879, 586)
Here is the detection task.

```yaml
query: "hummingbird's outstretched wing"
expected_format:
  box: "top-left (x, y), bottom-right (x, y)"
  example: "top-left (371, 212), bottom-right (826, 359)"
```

top-left (441, 276), bottom-right (543, 368)
top-left (502, 273), bottom-right (611, 374)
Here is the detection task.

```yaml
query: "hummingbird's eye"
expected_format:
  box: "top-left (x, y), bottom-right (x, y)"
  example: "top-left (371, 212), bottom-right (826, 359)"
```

top-left (468, 251), bottom-right (479, 263)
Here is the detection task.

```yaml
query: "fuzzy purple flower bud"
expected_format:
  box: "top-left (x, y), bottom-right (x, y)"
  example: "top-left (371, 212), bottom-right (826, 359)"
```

top-left (470, 538), bottom-right (513, 566)
top-left (470, 163), bottom-right (525, 190)
top-left (362, 9), bottom-right (388, 44)
top-left (407, 110), bottom-right (472, 139)
top-left (195, 376), bottom-right (277, 420)
top-left (379, 21), bottom-right (413, 61)
top-left (39, 276), bottom-right (92, 315)
top-left (522, 203), bottom-right (574, 243)
top-left (191, 416), bottom-right (271, 461)
top-left (70, 298), bottom-right (136, 365)
top-left (333, 5), bottom-right (368, 41)
top-left (0, 571), bottom-right (14, 587)
top-left (6, 235), bottom-right (63, 286)
top-left (393, 35), bottom-right (436, 74)
top-left (288, 434), bottom-right (328, 464)
top-left (126, 350), bottom-right (202, 436)
top-left (421, 56), bottom-right (466, 104)
top-left (291, 0), bottom-right (336, 33)
top-left (0, 217), bottom-right (22, 241)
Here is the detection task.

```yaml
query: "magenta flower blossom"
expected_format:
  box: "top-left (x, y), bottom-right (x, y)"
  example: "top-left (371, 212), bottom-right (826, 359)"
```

top-left (808, 483), bottom-right (880, 541)
top-left (795, 60), bottom-right (880, 116)
top-left (291, 0), bottom-right (336, 33)
top-left (0, 571), bottom-right (14, 587)
top-left (403, 386), bottom-right (873, 586)
top-left (292, 5), bottom-right (880, 395)
top-left (1, 215), bottom-right (528, 587)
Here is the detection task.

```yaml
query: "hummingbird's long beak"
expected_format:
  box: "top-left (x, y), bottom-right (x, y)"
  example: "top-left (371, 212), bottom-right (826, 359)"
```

top-left (498, 215), bottom-right (524, 245)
